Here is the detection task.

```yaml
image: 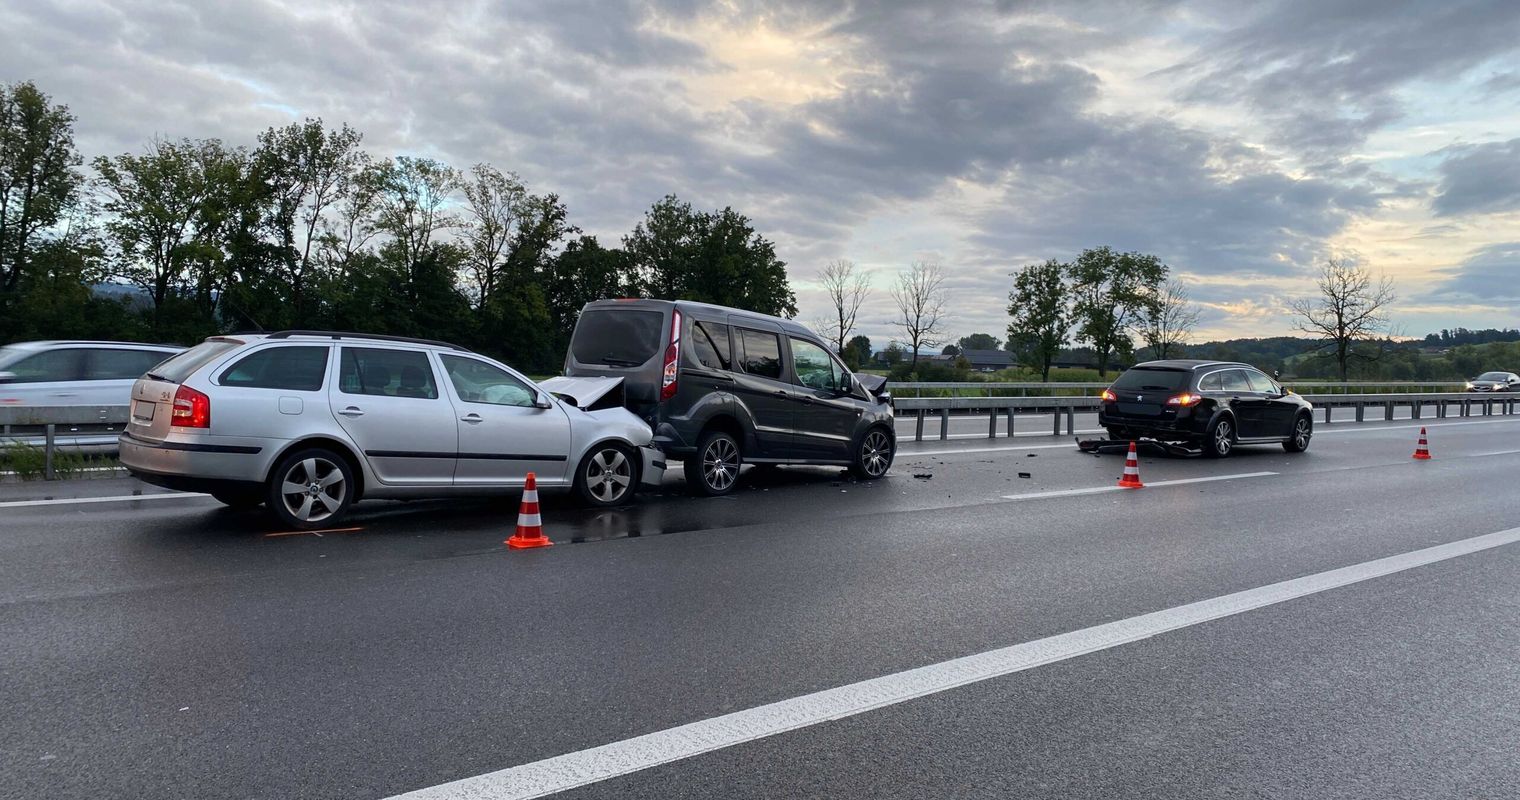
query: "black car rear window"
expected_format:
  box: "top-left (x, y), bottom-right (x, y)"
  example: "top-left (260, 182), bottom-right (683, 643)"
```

top-left (570, 309), bottom-right (664, 367)
top-left (1112, 368), bottom-right (1190, 392)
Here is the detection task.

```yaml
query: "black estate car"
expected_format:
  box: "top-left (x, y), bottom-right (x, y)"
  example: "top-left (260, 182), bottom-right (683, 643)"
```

top-left (1098, 360), bottom-right (1315, 457)
top-left (563, 299), bottom-right (896, 494)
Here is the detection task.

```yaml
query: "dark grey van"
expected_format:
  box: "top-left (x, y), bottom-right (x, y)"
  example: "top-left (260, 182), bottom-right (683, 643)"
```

top-left (563, 299), bottom-right (895, 495)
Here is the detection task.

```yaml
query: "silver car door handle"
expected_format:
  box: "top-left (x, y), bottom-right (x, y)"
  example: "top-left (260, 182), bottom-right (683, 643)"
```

top-left (51, 392), bottom-right (78, 398)
top-left (460, 413), bottom-right (483, 423)
top-left (338, 407), bottom-right (365, 417)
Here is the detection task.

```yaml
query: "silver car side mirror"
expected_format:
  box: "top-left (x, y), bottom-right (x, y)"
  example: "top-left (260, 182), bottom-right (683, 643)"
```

top-left (533, 393), bottom-right (554, 410)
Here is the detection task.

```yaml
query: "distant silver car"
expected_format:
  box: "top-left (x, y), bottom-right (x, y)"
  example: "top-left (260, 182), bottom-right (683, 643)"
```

top-left (1465, 371), bottom-right (1519, 392)
top-left (119, 331), bottom-right (665, 529)
top-left (0, 340), bottom-right (183, 406)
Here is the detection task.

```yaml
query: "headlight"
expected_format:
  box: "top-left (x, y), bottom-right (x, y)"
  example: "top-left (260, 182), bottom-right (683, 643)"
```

top-left (1465, 382), bottom-right (1474, 389)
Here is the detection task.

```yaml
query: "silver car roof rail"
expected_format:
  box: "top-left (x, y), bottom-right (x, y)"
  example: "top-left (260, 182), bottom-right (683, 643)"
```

top-left (263, 330), bottom-right (468, 351)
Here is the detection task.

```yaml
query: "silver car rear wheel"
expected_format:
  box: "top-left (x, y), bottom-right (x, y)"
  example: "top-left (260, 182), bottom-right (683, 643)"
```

top-left (267, 450), bottom-right (352, 529)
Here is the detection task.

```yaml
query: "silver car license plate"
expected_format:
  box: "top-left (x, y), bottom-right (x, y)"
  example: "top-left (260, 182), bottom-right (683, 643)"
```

top-left (131, 400), bottom-right (155, 422)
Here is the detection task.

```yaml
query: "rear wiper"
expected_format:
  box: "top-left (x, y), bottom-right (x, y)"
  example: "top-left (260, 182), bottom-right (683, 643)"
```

top-left (144, 371), bottom-right (175, 383)
top-left (599, 356), bottom-right (641, 367)
top-left (1139, 385), bottom-right (1174, 390)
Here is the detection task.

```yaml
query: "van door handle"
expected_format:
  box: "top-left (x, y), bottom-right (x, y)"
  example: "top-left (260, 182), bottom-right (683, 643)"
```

top-left (338, 407), bottom-right (365, 417)
top-left (774, 390), bottom-right (788, 397)
top-left (460, 413), bottom-right (483, 423)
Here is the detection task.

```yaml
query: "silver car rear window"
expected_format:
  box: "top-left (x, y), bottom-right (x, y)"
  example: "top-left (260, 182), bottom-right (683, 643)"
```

top-left (149, 339), bottom-right (243, 383)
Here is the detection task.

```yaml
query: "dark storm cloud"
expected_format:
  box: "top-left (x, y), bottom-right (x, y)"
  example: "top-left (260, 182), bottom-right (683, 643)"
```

top-left (1427, 242), bottom-right (1520, 303)
top-left (1172, 0), bottom-right (1520, 155)
top-left (1432, 139), bottom-right (1520, 217)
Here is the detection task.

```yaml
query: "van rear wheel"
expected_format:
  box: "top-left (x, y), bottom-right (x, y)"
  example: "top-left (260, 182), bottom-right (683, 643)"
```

top-left (685, 431), bottom-right (740, 496)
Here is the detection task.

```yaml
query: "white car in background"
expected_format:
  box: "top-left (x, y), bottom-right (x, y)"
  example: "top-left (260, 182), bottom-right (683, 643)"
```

top-left (0, 341), bottom-right (184, 407)
top-left (119, 331), bottom-right (665, 529)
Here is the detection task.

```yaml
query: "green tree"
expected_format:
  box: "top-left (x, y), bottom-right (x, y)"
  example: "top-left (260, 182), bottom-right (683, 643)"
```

top-left (882, 342), bottom-right (905, 365)
top-left (370, 156), bottom-right (459, 268)
top-left (625, 195), bottom-right (796, 317)
top-left (545, 235), bottom-right (636, 354)
top-left (93, 138), bottom-right (245, 337)
top-left (1288, 257), bottom-right (1396, 381)
top-left (844, 334), bottom-right (872, 369)
top-left (1067, 247), bottom-right (1167, 377)
top-left (458, 163), bottom-right (529, 310)
top-left (1, 81), bottom-right (84, 313)
top-left (255, 118), bottom-right (367, 324)
top-left (1006, 259), bottom-right (1070, 381)
top-left (957, 333), bottom-right (1001, 352)
top-left (1137, 279), bottom-right (1200, 360)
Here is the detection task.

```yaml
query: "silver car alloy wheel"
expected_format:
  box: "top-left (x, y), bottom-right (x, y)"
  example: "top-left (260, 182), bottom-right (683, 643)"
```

top-left (702, 437), bottom-right (739, 492)
top-left (861, 430), bottom-right (892, 477)
top-left (586, 447), bottom-right (633, 503)
top-left (279, 457), bottom-right (345, 523)
top-left (1214, 419), bottom-right (1234, 456)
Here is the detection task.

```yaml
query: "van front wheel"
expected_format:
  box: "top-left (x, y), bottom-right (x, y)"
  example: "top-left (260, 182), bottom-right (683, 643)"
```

top-left (685, 431), bottom-right (741, 496)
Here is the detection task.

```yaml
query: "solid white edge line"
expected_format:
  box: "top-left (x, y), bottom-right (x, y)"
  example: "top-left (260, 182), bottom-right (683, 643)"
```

top-left (0, 492), bottom-right (208, 509)
top-left (385, 524), bottom-right (1520, 800)
top-left (998, 471), bottom-right (1278, 501)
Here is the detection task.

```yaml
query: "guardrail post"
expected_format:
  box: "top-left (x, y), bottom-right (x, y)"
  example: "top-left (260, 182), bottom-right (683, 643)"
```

top-left (1065, 406), bottom-right (1075, 435)
top-left (1412, 400), bottom-right (1421, 419)
top-left (1485, 399), bottom-right (1493, 416)
top-left (1462, 399), bottom-right (1470, 417)
top-left (939, 408), bottom-right (949, 441)
top-left (987, 409), bottom-right (997, 439)
top-left (44, 423), bottom-right (56, 480)
top-left (1384, 401), bottom-right (1393, 421)
top-left (1004, 408), bottom-right (1015, 438)
top-left (1052, 408), bottom-right (1061, 435)
top-left (1355, 403), bottom-right (1363, 422)
top-left (915, 410), bottom-right (924, 443)
top-left (1324, 404), bottom-right (1332, 424)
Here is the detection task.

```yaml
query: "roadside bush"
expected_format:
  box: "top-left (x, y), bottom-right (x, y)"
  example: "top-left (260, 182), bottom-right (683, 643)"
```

top-left (0, 442), bottom-right (97, 480)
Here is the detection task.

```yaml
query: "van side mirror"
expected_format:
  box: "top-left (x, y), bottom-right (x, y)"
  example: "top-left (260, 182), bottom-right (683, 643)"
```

top-left (1272, 369), bottom-right (1281, 379)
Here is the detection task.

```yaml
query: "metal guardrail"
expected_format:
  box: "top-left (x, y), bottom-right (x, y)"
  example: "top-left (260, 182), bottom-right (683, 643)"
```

top-left (1, 405), bottom-right (129, 479)
top-left (894, 392), bottom-right (1520, 442)
top-left (891, 380), bottom-right (1472, 398)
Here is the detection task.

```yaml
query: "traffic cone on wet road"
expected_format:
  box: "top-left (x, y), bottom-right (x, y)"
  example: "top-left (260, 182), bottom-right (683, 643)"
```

top-left (506, 472), bottom-right (553, 549)
top-left (1412, 427), bottom-right (1432, 460)
top-left (1117, 441), bottom-right (1145, 488)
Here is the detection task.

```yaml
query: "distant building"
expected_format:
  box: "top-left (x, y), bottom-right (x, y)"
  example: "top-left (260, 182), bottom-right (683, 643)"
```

top-left (928, 349), bottom-right (1016, 372)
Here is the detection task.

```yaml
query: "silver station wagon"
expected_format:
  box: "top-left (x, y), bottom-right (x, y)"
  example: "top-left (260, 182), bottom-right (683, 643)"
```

top-left (119, 331), bottom-right (665, 529)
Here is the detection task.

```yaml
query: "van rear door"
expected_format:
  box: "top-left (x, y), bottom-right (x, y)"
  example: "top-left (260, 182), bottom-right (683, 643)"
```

top-left (564, 304), bottom-right (668, 417)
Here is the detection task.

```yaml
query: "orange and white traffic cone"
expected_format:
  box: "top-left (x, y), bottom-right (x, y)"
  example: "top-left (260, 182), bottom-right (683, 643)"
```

top-left (505, 472), bottom-right (553, 549)
top-left (1117, 441), bottom-right (1145, 488)
top-left (1412, 427), bottom-right (1432, 460)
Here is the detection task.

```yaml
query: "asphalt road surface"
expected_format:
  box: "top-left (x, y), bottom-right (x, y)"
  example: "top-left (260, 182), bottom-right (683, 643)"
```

top-left (3, 415), bottom-right (1519, 799)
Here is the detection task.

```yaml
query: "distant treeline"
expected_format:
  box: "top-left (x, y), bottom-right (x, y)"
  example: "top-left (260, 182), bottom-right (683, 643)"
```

top-left (0, 81), bottom-right (795, 372)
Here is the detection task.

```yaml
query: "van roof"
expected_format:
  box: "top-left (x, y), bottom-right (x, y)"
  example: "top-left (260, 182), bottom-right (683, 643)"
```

top-left (582, 298), bottom-right (818, 338)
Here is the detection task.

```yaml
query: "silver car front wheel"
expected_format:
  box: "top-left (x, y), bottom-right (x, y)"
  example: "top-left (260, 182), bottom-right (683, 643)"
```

top-left (576, 444), bottom-right (637, 506)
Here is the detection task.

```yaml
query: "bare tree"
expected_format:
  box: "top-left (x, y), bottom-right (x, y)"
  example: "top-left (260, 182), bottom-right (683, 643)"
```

top-left (814, 259), bottom-right (870, 356)
top-left (1138, 279), bottom-right (1201, 360)
top-left (1289, 257), bottom-right (1397, 380)
top-left (889, 260), bottom-right (947, 370)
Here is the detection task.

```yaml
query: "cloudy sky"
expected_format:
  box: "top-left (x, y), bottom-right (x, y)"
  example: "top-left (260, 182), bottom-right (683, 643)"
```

top-left (5, 0), bottom-right (1520, 344)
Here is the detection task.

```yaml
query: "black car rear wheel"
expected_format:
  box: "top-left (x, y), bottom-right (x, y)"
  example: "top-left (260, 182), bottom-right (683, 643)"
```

top-left (685, 430), bottom-right (741, 496)
top-left (1283, 414), bottom-right (1313, 453)
top-left (1204, 416), bottom-right (1235, 458)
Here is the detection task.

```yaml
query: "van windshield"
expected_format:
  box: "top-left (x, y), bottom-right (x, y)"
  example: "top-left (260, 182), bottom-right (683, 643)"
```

top-left (571, 309), bottom-right (664, 367)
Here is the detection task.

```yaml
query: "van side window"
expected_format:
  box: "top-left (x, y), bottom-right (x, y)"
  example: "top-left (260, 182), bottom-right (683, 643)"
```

top-left (692, 321), bottom-right (731, 370)
top-left (736, 329), bottom-right (783, 380)
top-left (789, 338), bottom-right (843, 391)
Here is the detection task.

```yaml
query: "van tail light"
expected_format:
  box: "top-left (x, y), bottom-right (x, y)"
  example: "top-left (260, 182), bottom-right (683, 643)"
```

top-left (1166, 392), bottom-right (1202, 408)
top-left (171, 385), bottom-right (211, 428)
top-left (1100, 388), bottom-right (1117, 403)
top-left (660, 309), bottom-right (682, 401)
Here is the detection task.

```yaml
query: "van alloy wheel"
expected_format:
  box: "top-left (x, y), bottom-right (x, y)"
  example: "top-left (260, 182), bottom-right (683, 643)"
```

top-left (278, 456), bottom-right (346, 524)
top-left (701, 437), bottom-right (739, 492)
top-left (856, 429), bottom-right (893, 479)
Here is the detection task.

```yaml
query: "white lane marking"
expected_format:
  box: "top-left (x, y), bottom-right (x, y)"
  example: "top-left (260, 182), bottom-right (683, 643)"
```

top-left (999, 471), bottom-right (1277, 501)
top-left (385, 525), bottom-right (1520, 800)
top-left (0, 492), bottom-right (208, 509)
